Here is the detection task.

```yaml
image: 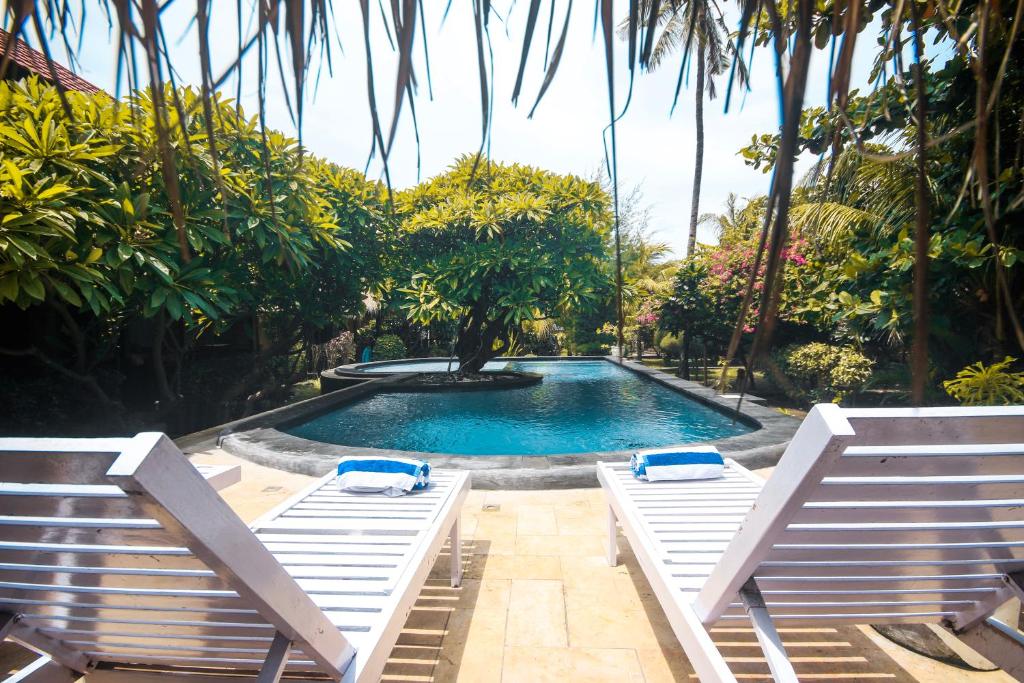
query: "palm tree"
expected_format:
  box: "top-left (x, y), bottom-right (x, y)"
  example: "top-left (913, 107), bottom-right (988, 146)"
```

top-left (622, 229), bottom-right (678, 359)
top-left (627, 1), bottom-right (734, 257)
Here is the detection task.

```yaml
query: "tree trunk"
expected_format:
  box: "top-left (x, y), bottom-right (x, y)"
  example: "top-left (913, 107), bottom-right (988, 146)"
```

top-left (455, 319), bottom-right (505, 374)
top-left (703, 341), bottom-right (709, 385)
top-left (47, 298), bottom-right (88, 375)
top-left (453, 286), bottom-right (512, 375)
top-left (678, 332), bottom-right (691, 379)
top-left (219, 315), bottom-right (302, 412)
top-left (909, 0), bottom-right (930, 405)
top-left (152, 312), bottom-right (177, 404)
top-left (687, 40), bottom-right (707, 257)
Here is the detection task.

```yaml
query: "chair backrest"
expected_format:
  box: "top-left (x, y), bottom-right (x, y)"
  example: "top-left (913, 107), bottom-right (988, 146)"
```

top-left (694, 405), bottom-right (1024, 629)
top-left (0, 433), bottom-right (353, 677)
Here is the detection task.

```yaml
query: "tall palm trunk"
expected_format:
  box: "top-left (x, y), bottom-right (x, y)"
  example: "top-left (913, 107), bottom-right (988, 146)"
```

top-left (687, 39), bottom-right (706, 257)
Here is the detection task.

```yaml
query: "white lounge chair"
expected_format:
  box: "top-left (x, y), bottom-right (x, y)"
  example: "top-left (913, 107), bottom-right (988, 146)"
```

top-left (599, 405), bottom-right (1024, 682)
top-left (0, 434), bottom-right (469, 682)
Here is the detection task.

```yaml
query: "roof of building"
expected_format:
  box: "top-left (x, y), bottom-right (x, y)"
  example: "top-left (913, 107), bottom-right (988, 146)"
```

top-left (0, 29), bottom-right (101, 94)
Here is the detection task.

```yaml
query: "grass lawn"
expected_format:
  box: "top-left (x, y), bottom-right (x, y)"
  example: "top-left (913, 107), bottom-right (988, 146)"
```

top-left (290, 378), bottom-right (322, 402)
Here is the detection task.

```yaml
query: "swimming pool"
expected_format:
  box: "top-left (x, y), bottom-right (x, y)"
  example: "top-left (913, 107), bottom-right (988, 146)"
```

top-left (286, 360), bottom-right (752, 455)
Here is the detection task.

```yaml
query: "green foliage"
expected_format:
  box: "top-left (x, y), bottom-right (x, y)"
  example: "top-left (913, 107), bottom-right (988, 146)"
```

top-left (0, 77), bottom-right (384, 423)
top-left (734, 49), bottom-right (1024, 380)
top-left (660, 260), bottom-right (725, 342)
top-left (944, 357), bottom-right (1024, 406)
top-left (657, 333), bottom-right (681, 356)
top-left (0, 78), bottom-right (383, 330)
top-left (780, 343), bottom-right (874, 404)
top-left (560, 303), bottom-right (616, 356)
top-left (372, 334), bottom-right (408, 361)
top-left (394, 155), bottom-right (611, 372)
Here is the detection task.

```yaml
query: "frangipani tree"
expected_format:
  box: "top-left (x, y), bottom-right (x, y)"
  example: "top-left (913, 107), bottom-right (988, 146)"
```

top-left (396, 156), bottom-right (611, 373)
top-left (0, 77), bottom-right (383, 421)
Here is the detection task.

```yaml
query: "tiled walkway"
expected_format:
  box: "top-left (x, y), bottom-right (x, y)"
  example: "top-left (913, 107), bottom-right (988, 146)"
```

top-left (381, 487), bottom-right (920, 682)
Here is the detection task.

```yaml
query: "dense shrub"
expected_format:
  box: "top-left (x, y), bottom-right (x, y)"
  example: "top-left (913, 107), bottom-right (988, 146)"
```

top-left (574, 341), bottom-right (611, 355)
top-left (658, 333), bottom-right (681, 357)
top-left (780, 342), bottom-right (874, 403)
top-left (372, 334), bottom-right (408, 361)
top-left (944, 357), bottom-right (1024, 405)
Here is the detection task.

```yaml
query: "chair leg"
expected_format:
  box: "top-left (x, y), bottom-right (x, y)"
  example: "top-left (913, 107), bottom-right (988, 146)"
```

top-left (606, 505), bottom-right (618, 567)
top-left (5, 657), bottom-right (78, 683)
top-left (0, 610), bottom-right (14, 640)
top-left (255, 631), bottom-right (292, 683)
top-left (450, 516), bottom-right (462, 588)
top-left (946, 617), bottom-right (1024, 681)
top-left (740, 579), bottom-right (799, 683)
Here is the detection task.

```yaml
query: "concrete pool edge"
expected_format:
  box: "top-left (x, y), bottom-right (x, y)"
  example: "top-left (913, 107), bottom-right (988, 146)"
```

top-left (178, 356), bottom-right (801, 489)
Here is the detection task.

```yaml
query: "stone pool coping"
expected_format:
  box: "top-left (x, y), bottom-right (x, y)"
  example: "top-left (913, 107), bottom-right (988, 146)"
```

top-left (177, 356), bottom-right (801, 489)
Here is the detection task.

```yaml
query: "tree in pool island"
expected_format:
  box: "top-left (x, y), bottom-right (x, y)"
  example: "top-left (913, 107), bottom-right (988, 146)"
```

top-left (395, 156), bottom-right (612, 374)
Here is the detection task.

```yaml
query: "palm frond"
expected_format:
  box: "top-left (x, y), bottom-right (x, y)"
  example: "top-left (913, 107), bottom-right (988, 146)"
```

top-left (789, 201), bottom-right (882, 250)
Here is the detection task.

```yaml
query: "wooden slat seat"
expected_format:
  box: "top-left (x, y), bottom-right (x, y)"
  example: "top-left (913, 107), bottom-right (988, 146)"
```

top-left (0, 434), bottom-right (469, 682)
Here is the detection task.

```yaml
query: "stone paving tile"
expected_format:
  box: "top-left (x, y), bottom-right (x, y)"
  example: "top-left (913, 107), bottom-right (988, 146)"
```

top-left (514, 533), bottom-right (605, 556)
top-left (515, 504), bottom-right (559, 535)
top-left (566, 606), bottom-right (671, 650)
top-left (635, 646), bottom-right (696, 682)
top-left (466, 553), bottom-right (563, 581)
top-left (555, 508), bottom-right (606, 535)
top-left (505, 579), bottom-right (568, 648)
top-left (503, 646), bottom-right (645, 682)
top-left (432, 607), bottom-right (506, 682)
top-left (415, 578), bottom-right (511, 612)
top-left (563, 574), bottom-right (646, 613)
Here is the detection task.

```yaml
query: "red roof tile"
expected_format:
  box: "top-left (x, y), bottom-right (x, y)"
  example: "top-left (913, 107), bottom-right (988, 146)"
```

top-left (0, 29), bottom-right (102, 94)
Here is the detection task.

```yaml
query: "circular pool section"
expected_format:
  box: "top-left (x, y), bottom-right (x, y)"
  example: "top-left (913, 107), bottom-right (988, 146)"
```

top-left (286, 360), bottom-right (752, 455)
top-left (349, 358), bottom-right (506, 373)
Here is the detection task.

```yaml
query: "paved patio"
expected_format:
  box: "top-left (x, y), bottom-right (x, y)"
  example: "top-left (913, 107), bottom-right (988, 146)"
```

top-left (185, 450), bottom-right (1018, 683)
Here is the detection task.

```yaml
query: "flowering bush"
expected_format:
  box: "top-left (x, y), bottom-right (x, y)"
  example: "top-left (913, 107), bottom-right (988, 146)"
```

top-left (781, 342), bottom-right (874, 403)
top-left (635, 299), bottom-right (660, 327)
top-left (704, 238), bottom-right (810, 333)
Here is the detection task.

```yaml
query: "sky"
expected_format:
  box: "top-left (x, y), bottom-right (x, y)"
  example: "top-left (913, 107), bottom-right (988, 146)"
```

top-left (49, 1), bottom-right (886, 258)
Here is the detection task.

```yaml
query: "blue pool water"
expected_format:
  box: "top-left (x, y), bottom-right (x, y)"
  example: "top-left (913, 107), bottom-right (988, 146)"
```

top-left (288, 360), bottom-right (751, 455)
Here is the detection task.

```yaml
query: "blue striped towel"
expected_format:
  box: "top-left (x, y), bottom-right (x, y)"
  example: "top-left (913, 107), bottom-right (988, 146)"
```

top-left (631, 446), bottom-right (724, 482)
top-left (336, 457), bottom-right (431, 496)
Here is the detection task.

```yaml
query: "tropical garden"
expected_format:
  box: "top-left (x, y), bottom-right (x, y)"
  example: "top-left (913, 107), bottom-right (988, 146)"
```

top-left (1, 0), bottom-right (1023, 437)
